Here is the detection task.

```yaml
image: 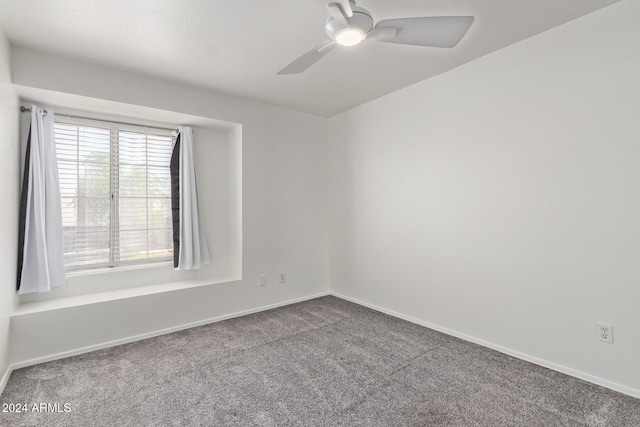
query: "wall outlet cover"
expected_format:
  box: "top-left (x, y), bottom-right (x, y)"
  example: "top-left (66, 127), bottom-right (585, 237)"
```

top-left (597, 322), bottom-right (613, 343)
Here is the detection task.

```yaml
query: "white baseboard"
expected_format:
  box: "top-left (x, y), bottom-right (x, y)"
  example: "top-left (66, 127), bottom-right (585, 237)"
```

top-left (329, 291), bottom-right (640, 400)
top-left (0, 364), bottom-right (12, 397)
top-left (10, 291), bottom-right (330, 371)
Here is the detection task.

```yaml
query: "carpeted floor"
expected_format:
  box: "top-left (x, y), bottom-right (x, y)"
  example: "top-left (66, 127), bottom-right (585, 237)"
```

top-left (1, 296), bottom-right (639, 426)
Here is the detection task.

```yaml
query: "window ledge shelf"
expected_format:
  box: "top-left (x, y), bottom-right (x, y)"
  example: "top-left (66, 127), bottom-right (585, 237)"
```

top-left (66, 260), bottom-right (173, 278)
top-left (13, 276), bottom-right (240, 317)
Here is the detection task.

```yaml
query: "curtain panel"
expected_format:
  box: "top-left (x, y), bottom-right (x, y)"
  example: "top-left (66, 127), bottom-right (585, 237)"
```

top-left (17, 105), bottom-right (66, 294)
top-left (170, 126), bottom-right (211, 270)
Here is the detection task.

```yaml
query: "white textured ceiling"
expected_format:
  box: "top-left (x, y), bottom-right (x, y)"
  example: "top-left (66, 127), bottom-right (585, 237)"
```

top-left (0, 0), bottom-right (620, 117)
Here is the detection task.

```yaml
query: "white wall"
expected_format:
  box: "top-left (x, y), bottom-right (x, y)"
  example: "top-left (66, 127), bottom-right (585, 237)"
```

top-left (9, 47), bottom-right (329, 364)
top-left (0, 25), bottom-right (19, 388)
top-left (329, 0), bottom-right (640, 395)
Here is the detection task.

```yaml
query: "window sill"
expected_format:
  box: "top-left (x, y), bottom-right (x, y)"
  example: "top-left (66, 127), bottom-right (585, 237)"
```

top-left (13, 276), bottom-right (240, 317)
top-left (66, 260), bottom-right (173, 277)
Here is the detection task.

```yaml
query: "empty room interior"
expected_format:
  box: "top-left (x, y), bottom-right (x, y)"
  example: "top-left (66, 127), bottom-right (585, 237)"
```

top-left (1, 0), bottom-right (639, 425)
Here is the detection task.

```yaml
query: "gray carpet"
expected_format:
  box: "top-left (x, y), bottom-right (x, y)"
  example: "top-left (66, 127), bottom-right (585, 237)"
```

top-left (1, 296), bottom-right (639, 426)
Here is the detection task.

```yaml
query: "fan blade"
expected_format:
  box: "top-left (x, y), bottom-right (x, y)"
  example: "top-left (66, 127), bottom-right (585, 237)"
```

top-left (374, 16), bottom-right (474, 48)
top-left (277, 41), bottom-right (337, 75)
top-left (365, 27), bottom-right (397, 42)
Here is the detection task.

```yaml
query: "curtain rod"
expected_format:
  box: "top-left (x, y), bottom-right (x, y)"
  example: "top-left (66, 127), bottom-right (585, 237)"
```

top-left (20, 106), bottom-right (47, 116)
top-left (20, 106), bottom-right (177, 133)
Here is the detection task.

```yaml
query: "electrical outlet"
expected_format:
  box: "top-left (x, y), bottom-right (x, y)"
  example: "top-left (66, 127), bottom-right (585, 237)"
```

top-left (279, 272), bottom-right (286, 284)
top-left (597, 322), bottom-right (613, 343)
top-left (259, 274), bottom-right (267, 287)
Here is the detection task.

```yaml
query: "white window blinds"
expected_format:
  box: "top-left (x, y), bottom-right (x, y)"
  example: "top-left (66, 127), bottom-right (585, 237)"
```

top-left (54, 119), bottom-right (174, 271)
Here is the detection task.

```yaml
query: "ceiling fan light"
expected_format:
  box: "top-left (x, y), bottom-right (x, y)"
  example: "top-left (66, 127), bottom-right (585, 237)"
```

top-left (336, 29), bottom-right (364, 46)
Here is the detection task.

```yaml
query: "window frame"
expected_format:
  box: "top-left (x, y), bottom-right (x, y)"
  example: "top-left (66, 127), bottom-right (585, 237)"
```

top-left (54, 115), bottom-right (176, 272)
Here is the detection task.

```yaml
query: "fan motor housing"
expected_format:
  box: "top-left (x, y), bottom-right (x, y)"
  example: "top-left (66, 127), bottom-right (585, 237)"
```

top-left (325, 9), bottom-right (374, 41)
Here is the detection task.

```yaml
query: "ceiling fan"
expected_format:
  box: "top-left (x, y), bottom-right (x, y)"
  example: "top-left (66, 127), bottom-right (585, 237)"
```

top-left (277, 0), bottom-right (474, 75)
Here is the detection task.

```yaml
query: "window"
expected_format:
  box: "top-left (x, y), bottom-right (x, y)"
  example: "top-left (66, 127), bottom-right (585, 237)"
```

top-left (54, 117), bottom-right (174, 271)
